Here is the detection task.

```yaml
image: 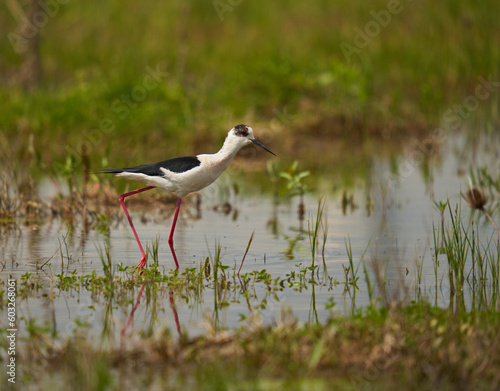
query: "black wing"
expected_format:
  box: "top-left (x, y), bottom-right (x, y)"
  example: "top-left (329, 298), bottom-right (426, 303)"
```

top-left (96, 156), bottom-right (201, 176)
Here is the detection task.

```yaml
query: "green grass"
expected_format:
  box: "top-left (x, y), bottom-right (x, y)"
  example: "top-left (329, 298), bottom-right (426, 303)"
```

top-left (1, 0), bottom-right (499, 174)
top-left (5, 301), bottom-right (500, 390)
top-left (439, 201), bottom-right (500, 309)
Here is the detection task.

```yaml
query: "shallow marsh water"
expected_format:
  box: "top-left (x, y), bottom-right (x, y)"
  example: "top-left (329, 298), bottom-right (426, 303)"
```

top-left (1, 131), bottom-right (499, 342)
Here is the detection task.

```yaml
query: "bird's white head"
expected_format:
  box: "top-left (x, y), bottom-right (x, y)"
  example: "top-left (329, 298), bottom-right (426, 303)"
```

top-left (226, 124), bottom-right (276, 156)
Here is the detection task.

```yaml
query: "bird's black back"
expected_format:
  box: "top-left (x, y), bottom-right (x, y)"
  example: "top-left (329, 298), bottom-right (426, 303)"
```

top-left (96, 156), bottom-right (201, 176)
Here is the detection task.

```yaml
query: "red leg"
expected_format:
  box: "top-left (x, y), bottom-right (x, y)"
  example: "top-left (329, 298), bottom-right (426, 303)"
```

top-left (121, 285), bottom-right (181, 342)
top-left (169, 290), bottom-right (181, 336)
top-left (120, 283), bottom-right (146, 342)
top-left (119, 186), bottom-right (155, 269)
top-left (168, 197), bottom-right (182, 269)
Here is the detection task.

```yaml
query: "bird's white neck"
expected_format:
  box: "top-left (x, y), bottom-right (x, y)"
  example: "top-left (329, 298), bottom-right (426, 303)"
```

top-left (199, 133), bottom-right (246, 175)
top-left (217, 134), bottom-right (246, 159)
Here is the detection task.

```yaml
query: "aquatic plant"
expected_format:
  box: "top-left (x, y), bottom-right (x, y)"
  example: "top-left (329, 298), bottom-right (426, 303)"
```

top-left (280, 160), bottom-right (310, 229)
top-left (463, 185), bottom-right (500, 236)
top-left (308, 196), bottom-right (326, 268)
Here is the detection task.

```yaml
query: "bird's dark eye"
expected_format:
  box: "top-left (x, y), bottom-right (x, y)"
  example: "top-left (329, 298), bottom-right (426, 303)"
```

top-left (234, 124), bottom-right (249, 137)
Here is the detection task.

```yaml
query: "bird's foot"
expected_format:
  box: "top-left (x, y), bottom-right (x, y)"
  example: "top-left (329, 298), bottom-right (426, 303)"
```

top-left (169, 244), bottom-right (180, 270)
top-left (135, 256), bottom-right (147, 270)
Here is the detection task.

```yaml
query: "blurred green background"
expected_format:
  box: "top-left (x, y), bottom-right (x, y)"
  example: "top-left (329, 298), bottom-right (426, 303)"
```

top-left (0, 0), bottom-right (498, 172)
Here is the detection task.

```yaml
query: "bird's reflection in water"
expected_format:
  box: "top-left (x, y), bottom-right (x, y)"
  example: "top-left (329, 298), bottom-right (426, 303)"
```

top-left (121, 284), bottom-right (181, 343)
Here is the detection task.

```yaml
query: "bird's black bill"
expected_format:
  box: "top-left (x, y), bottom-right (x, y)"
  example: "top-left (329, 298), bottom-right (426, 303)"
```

top-left (251, 138), bottom-right (276, 156)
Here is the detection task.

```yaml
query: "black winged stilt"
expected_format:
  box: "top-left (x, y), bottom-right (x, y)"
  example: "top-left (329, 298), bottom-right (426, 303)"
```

top-left (97, 124), bottom-right (275, 269)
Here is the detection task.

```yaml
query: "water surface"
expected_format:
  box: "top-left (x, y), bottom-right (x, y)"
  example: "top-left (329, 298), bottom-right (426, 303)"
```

top-left (1, 131), bottom-right (498, 341)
